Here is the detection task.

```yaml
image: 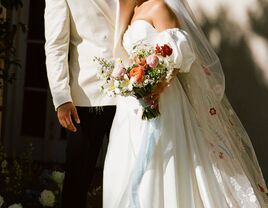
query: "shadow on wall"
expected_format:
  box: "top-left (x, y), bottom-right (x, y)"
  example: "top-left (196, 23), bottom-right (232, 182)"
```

top-left (200, 0), bottom-right (268, 181)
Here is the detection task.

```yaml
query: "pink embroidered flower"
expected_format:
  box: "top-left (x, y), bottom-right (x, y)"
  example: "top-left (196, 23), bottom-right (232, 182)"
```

top-left (203, 66), bottom-right (211, 75)
top-left (258, 184), bottom-right (266, 193)
top-left (229, 119), bottom-right (234, 126)
top-left (209, 107), bottom-right (217, 115)
top-left (146, 55), bottom-right (159, 68)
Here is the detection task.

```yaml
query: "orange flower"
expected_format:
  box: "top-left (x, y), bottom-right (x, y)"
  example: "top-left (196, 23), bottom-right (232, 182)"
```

top-left (155, 44), bottom-right (162, 54)
top-left (135, 56), bottom-right (147, 67)
top-left (129, 66), bottom-right (145, 84)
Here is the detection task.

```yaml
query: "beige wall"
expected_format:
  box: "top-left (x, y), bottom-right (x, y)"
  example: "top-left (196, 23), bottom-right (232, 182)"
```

top-left (189, 0), bottom-right (268, 181)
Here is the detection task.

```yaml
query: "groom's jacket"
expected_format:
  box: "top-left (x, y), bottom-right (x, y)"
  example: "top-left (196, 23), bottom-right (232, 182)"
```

top-left (45, 0), bottom-right (123, 109)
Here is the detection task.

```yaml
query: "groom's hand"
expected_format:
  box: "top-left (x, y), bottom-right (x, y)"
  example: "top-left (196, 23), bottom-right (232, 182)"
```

top-left (57, 102), bottom-right (80, 132)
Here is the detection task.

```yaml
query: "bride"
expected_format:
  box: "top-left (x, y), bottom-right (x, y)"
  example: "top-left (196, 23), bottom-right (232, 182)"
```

top-left (103, 0), bottom-right (268, 207)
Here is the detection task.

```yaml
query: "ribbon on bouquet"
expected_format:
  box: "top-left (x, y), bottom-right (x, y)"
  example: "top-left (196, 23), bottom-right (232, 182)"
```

top-left (118, 118), bottom-right (161, 208)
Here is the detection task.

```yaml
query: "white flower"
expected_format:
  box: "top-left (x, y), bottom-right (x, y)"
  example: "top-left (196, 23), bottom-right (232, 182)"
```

top-left (123, 74), bottom-right (129, 80)
top-left (0, 195), bottom-right (4, 207)
top-left (114, 80), bottom-right (120, 88)
top-left (8, 203), bottom-right (23, 208)
top-left (107, 91), bottom-right (115, 97)
top-left (127, 84), bottom-right (133, 91)
top-left (130, 77), bottom-right (136, 84)
top-left (1, 160), bottom-right (7, 169)
top-left (39, 190), bottom-right (55, 207)
top-left (51, 171), bottom-right (65, 185)
top-left (115, 88), bottom-right (121, 94)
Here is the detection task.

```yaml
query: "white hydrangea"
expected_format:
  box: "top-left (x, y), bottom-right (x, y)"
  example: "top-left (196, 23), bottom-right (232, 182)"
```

top-left (0, 195), bottom-right (4, 208)
top-left (8, 203), bottom-right (23, 208)
top-left (39, 190), bottom-right (55, 207)
top-left (51, 171), bottom-right (65, 185)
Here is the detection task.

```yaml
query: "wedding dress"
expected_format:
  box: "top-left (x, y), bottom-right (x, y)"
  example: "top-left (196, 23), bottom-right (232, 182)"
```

top-left (103, 19), bottom-right (268, 208)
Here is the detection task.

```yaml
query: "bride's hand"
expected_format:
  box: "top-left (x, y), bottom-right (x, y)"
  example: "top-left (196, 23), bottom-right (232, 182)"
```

top-left (144, 80), bottom-right (169, 109)
top-left (145, 69), bottom-right (180, 108)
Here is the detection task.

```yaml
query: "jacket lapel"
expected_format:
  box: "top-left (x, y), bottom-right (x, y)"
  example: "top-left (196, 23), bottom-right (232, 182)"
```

top-left (90, 0), bottom-right (116, 27)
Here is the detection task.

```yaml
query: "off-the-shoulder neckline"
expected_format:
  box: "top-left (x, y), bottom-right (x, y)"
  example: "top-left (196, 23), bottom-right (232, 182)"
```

top-left (129, 19), bottom-right (181, 33)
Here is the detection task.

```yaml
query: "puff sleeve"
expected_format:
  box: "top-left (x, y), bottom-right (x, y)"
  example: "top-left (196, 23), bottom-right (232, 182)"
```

top-left (154, 28), bottom-right (196, 73)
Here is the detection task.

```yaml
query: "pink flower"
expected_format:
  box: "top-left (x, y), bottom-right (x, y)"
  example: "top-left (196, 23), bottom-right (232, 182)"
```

top-left (146, 55), bottom-right (159, 68)
top-left (112, 61), bottom-right (126, 78)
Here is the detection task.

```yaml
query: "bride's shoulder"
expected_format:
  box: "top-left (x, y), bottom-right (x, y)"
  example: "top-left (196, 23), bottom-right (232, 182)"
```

top-left (149, 0), bottom-right (180, 32)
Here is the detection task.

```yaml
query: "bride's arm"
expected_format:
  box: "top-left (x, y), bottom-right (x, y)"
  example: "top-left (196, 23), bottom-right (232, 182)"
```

top-left (144, 2), bottom-right (181, 107)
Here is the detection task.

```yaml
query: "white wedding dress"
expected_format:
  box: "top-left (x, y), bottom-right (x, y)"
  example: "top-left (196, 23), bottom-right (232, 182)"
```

top-left (103, 20), bottom-right (268, 208)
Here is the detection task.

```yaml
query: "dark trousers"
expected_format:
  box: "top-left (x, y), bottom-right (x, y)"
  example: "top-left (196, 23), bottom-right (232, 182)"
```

top-left (61, 106), bottom-right (116, 208)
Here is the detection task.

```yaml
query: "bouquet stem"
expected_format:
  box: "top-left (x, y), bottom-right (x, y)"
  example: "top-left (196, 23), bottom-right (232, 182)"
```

top-left (138, 98), bottom-right (160, 120)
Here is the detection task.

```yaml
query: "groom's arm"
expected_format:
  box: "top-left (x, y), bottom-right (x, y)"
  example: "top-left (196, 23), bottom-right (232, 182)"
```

top-left (44, 0), bottom-right (80, 132)
top-left (44, 0), bottom-right (72, 110)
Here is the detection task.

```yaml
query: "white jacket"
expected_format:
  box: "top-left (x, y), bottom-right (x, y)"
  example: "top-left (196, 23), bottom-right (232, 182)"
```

top-left (44, 0), bottom-right (129, 109)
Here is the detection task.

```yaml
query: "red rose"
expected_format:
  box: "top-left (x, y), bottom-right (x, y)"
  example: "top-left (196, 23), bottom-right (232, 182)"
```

top-left (161, 44), bottom-right (173, 57)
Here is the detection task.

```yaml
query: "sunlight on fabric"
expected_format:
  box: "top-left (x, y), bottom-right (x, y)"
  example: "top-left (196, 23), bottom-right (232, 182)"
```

top-left (188, 0), bottom-right (268, 83)
top-left (195, 166), bottom-right (213, 208)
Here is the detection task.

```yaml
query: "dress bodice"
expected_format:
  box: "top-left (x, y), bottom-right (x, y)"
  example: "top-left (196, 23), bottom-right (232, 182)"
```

top-left (123, 20), bottom-right (158, 54)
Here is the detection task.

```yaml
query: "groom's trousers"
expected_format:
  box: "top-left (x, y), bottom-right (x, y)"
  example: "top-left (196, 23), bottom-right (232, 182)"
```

top-left (61, 106), bottom-right (116, 208)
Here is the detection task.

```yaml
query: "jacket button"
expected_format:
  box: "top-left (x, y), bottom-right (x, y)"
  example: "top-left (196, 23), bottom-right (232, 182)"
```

top-left (103, 35), bottom-right (108, 40)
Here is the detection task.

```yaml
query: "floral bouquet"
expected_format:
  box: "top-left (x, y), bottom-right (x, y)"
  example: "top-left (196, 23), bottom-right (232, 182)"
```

top-left (94, 42), bottom-right (176, 120)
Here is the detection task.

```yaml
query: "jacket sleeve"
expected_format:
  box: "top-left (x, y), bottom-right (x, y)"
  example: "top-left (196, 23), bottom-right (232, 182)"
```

top-left (44, 0), bottom-right (72, 110)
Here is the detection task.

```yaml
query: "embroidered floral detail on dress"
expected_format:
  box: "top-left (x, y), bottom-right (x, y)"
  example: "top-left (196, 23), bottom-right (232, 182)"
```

top-left (258, 184), bottom-right (267, 194)
top-left (202, 65), bottom-right (211, 75)
top-left (209, 107), bottom-right (217, 115)
top-left (219, 152), bottom-right (224, 159)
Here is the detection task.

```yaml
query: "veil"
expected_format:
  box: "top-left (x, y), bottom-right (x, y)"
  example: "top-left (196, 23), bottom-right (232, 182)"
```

top-left (115, 0), bottom-right (268, 207)
top-left (170, 0), bottom-right (268, 204)
top-left (166, 0), bottom-right (267, 185)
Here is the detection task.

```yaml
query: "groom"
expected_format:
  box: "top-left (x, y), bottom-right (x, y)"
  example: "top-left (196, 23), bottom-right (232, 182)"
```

top-left (44, 0), bottom-right (134, 207)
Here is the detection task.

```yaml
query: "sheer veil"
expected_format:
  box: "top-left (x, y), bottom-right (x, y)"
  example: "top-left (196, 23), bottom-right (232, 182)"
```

top-left (168, 0), bottom-right (268, 201)
top-left (116, 0), bottom-right (268, 207)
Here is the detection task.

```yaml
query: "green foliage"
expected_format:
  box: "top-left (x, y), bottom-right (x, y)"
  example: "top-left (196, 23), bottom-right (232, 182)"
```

top-left (0, 143), bottom-right (63, 208)
top-left (0, 0), bottom-right (26, 86)
top-left (0, 0), bottom-right (23, 10)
